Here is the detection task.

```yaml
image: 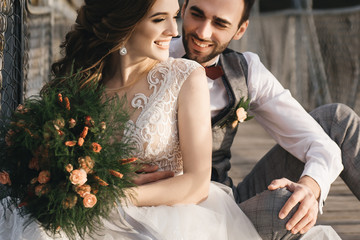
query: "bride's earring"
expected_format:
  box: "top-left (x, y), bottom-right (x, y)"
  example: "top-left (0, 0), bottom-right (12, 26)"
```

top-left (119, 46), bottom-right (127, 56)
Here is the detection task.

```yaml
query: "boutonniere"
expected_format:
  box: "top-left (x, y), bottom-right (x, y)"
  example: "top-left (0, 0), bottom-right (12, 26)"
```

top-left (218, 97), bottom-right (253, 128)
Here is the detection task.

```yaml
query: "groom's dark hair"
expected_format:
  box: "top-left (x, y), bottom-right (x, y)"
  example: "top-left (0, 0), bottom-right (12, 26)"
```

top-left (183, 0), bottom-right (255, 27)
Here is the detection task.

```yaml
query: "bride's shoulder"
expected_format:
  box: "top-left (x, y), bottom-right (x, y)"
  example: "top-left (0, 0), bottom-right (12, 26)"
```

top-left (165, 57), bottom-right (202, 72)
top-left (162, 57), bottom-right (203, 76)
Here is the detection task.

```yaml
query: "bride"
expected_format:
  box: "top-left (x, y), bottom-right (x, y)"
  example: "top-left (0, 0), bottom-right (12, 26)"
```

top-left (0, 0), bottom-right (261, 239)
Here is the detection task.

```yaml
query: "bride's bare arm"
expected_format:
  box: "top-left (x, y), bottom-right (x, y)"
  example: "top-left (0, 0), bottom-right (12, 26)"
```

top-left (128, 67), bottom-right (212, 206)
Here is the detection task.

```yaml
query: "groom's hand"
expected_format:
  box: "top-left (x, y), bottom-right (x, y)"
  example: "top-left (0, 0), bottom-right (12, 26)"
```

top-left (268, 176), bottom-right (320, 235)
top-left (133, 164), bottom-right (174, 185)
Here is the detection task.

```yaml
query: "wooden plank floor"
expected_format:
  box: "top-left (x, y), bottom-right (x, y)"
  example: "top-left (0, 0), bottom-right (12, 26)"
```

top-left (228, 120), bottom-right (360, 240)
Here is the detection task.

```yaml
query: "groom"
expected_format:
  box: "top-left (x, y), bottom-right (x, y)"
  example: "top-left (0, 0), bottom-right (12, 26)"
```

top-left (136, 0), bottom-right (360, 239)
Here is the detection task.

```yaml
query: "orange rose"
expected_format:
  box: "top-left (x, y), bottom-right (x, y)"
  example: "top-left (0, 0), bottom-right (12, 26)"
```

top-left (109, 170), bottom-right (123, 179)
top-left (0, 171), bottom-right (11, 185)
top-left (85, 116), bottom-right (94, 127)
top-left (38, 170), bottom-right (51, 184)
top-left (236, 107), bottom-right (247, 123)
top-left (94, 175), bottom-right (108, 186)
top-left (58, 93), bottom-right (63, 103)
top-left (65, 141), bottom-right (77, 147)
top-left (65, 164), bottom-right (73, 173)
top-left (92, 143), bottom-right (102, 153)
top-left (75, 184), bottom-right (91, 198)
top-left (78, 137), bottom-right (84, 147)
top-left (83, 193), bottom-right (97, 208)
top-left (80, 126), bottom-right (88, 139)
top-left (64, 97), bottom-right (70, 110)
top-left (120, 157), bottom-right (137, 165)
top-left (69, 169), bottom-right (87, 186)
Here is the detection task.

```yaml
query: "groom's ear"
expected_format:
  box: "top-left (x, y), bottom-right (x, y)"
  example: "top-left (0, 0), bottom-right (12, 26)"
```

top-left (181, 1), bottom-right (187, 19)
top-left (233, 20), bottom-right (249, 40)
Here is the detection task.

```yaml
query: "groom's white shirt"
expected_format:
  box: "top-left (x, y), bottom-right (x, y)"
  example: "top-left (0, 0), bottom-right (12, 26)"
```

top-left (170, 37), bottom-right (343, 213)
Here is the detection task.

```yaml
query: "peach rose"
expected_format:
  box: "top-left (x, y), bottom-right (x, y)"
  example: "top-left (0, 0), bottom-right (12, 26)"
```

top-left (62, 195), bottom-right (78, 209)
top-left (231, 120), bottom-right (239, 129)
top-left (78, 156), bottom-right (94, 173)
top-left (28, 157), bottom-right (40, 171)
top-left (69, 169), bottom-right (87, 185)
top-left (83, 193), bottom-right (97, 208)
top-left (53, 118), bottom-right (65, 130)
top-left (35, 184), bottom-right (49, 196)
top-left (69, 118), bottom-right (76, 128)
top-left (65, 164), bottom-right (73, 173)
top-left (30, 177), bottom-right (38, 184)
top-left (92, 143), bottom-right (102, 153)
top-left (99, 122), bottom-right (106, 131)
top-left (75, 184), bottom-right (91, 198)
top-left (78, 137), bottom-right (84, 147)
top-left (236, 107), bottom-right (247, 123)
top-left (5, 129), bottom-right (14, 146)
top-left (85, 156), bottom-right (94, 168)
top-left (38, 170), bottom-right (51, 184)
top-left (0, 171), bottom-right (11, 185)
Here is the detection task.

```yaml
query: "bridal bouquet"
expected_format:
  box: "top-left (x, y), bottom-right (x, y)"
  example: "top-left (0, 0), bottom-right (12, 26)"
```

top-left (0, 71), bottom-right (137, 239)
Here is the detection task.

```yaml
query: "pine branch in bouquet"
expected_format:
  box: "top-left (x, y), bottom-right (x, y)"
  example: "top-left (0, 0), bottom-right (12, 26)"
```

top-left (0, 70), bottom-right (137, 239)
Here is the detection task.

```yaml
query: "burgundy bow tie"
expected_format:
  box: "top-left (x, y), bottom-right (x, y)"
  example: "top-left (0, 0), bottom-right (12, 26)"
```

top-left (205, 65), bottom-right (224, 80)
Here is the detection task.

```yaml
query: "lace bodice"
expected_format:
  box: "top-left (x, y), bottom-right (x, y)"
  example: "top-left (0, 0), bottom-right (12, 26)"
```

top-left (126, 58), bottom-right (201, 174)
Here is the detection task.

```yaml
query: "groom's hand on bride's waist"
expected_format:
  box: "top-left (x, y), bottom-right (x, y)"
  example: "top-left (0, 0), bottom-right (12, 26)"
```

top-left (268, 176), bottom-right (320, 235)
top-left (132, 164), bottom-right (175, 185)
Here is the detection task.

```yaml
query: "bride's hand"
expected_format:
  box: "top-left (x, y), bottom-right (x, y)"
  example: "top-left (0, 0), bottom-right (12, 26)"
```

top-left (133, 164), bottom-right (174, 185)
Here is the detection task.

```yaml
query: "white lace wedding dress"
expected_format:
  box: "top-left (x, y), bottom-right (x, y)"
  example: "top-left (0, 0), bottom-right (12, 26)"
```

top-left (0, 58), bottom-right (261, 240)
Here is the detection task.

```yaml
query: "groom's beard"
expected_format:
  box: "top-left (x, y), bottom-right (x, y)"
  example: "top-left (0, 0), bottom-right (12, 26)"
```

top-left (182, 27), bottom-right (230, 64)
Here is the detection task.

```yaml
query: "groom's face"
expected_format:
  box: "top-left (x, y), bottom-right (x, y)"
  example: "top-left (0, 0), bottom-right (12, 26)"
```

top-left (181, 0), bottom-right (249, 66)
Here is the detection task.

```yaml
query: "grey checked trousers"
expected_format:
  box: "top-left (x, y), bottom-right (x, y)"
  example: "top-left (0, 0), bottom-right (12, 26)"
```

top-left (234, 103), bottom-right (360, 240)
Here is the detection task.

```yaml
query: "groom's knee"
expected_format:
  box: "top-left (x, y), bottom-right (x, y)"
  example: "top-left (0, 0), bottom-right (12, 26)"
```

top-left (239, 188), bottom-right (301, 240)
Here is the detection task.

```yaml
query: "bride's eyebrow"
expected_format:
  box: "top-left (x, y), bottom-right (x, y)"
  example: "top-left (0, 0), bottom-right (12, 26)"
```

top-left (149, 12), bottom-right (168, 18)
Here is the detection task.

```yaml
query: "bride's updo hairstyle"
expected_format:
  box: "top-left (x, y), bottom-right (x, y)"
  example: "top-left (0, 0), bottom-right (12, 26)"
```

top-left (51, 0), bottom-right (156, 86)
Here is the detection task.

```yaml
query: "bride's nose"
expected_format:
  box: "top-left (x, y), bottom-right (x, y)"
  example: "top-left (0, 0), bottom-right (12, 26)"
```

top-left (164, 19), bottom-right (178, 37)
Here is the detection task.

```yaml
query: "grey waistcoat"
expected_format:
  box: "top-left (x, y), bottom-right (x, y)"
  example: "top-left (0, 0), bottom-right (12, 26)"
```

top-left (211, 48), bottom-right (248, 188)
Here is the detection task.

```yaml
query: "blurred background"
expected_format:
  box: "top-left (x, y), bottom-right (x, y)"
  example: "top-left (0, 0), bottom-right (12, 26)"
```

top-left (0, 0), bottom-right (359, 123)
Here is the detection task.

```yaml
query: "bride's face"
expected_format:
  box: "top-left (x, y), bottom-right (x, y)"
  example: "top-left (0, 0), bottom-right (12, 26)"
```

top-left (126, 0), bottom-right (179, 62)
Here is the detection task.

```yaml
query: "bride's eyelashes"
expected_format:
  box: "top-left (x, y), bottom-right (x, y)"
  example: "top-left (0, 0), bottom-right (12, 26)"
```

top-left (152, 10), bottom-right (180, 23)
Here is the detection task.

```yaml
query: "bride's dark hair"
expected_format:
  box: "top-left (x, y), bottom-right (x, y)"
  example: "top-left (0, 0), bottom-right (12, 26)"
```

top-left (50, 0), bottom-right (156, 87)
